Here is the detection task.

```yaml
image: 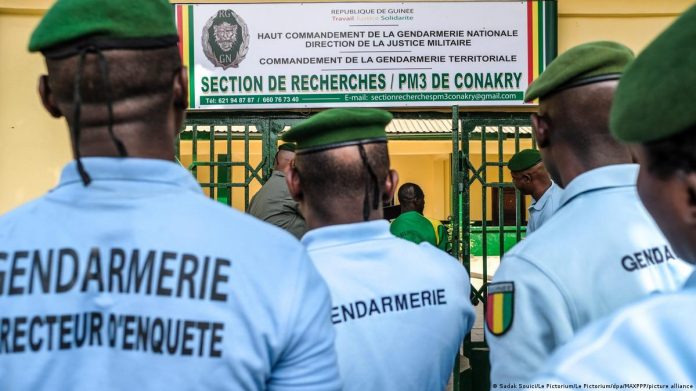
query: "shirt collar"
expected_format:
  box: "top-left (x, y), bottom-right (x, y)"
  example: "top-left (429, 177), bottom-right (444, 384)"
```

top-left (558, 164), bottom-right (638, 209)
top-left (301, 220), bottom-right (392, 251)
top-left (529, 182), bottom-right (557, 211)
top-left (55, 157), bottom-right (203, 193)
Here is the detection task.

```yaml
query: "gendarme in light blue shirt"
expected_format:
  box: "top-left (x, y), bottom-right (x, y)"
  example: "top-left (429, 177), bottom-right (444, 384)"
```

top-left (526, 182), bottom-right (563, 234)
top-left (537, 271), bottom-right (696, 385)
top-left (302, 220), bottom-right (475, 391)
top-left (486, 164), bottom-right (693, 385)
top-left (0, 158), bottom-right (340, 391)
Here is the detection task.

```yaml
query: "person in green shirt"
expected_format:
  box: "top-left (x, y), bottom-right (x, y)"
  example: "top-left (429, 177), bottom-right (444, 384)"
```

top-left (390, 183), bottom-right (449, 251)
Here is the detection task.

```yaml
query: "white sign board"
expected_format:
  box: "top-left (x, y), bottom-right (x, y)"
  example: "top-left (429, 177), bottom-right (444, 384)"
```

top-left (175, 2), bottom-right (550, 109)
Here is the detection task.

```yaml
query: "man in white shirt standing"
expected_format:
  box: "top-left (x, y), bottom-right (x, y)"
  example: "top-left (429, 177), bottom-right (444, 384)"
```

top-left (536, 5), bottom-right (696, 385)
top-left (486, 41), bottom-right (692, 386)
top-left (508, 149), bottom-right (563, 234)
top-left (283, 108), bottom-right (476, 391)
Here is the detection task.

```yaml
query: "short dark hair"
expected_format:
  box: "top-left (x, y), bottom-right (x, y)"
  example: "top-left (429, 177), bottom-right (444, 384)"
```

top-left (46, 46), bottom-right (182, 107)
top-left (397, 183), bottom-right (424, 204)
top-left (643, 124), bottom-right (696, 178)
top-left (295, 143), bottom-right (389, 218)
top-left (546, 82), bottom-right (620, 161)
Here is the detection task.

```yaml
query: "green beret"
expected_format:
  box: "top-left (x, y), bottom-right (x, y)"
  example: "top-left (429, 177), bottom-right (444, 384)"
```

top-left (508, 149), bottom-right (542, 172)
top-left (611, 5), bottom-right (696, 143)
top-left (29, 0), bottom-right (178, 56)
top-left (277, 143), bottom-right (296, 152)
top-left (281, 108), bottom-right (392, 153)
top-left (525, 41), bottom-right (634, 102)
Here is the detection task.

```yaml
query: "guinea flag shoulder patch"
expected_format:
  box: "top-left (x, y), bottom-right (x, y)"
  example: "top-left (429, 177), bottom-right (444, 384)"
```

top-left (486, 281), bottom-right (514, 336)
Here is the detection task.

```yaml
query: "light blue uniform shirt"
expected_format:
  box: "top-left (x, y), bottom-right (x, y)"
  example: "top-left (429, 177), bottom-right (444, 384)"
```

top-left (302, 220), bottom-right (475, 391)
top-left (0, 158), bottom-right (340, 391)
top-left (526, 182), bottom-right (563, 234)
top-left (486, 164), bottom-right (693, 384)
top-left (537, 271), bottom-right (696, 385)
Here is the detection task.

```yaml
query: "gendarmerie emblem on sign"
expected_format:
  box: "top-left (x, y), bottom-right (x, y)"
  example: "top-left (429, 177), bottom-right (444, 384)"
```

top-left (202, 9), bottom-right (249, 69)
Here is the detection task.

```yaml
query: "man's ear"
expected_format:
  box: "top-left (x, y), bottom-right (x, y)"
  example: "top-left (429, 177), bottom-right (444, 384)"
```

top-left (383, 169), bottom-right (399, 203)
top-left (684, 172), bottom-right (696, 224)
top-left (285, 167), bottom-right (303, 202)
top-left (173, 67), bottom-right (189, 110)
top-left (531, 113), bottom-right (550, 148)
top-left (38, 75), bottom-right (62, 118)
